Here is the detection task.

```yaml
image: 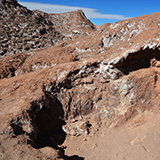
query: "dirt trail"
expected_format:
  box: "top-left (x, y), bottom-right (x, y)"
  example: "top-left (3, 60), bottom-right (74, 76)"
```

top-left (64, 111), bottom-right (160, 160)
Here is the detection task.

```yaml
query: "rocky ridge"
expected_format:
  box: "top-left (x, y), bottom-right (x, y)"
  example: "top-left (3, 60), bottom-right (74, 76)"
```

top-left (0, 0), bottom-right (61, 56)
top-left (0, 1), bottom-right (160, 159)
top-left (0, 0), bottom-right (95, 57)
top-left (35, 9), bottom-right (96, 39)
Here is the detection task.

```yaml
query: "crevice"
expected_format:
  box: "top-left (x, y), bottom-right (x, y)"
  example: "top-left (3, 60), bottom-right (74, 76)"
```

top-left (42, 61), bottom-right (100, 95)
top-left (8, 91), bottom-right (85, 159)
top-left (29, 92), bottom-right (66, 149)
top-left (115, 48), bottom-right (160, 75)
top-left (10, 122), bottom-right (25, 136)
top-left (154, 72), bottom-right (158, 86)
top-left (9, 92), bottom-right (66, 149)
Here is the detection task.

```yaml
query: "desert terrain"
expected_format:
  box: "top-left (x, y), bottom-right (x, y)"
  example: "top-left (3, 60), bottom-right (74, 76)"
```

top-left (0, 0), bottom-right (160, 159)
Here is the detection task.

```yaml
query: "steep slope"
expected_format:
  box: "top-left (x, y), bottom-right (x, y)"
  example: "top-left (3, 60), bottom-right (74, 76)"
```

top-left (0, 0), bottom-right (96, 79)
top-left (0, 0), bottom-right (63, 56)
top-left (0, 0), bottom-right (95, 57)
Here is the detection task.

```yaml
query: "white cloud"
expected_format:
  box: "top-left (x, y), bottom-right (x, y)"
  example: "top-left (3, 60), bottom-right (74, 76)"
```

top-left (19, 1), bottom-right (129, 20)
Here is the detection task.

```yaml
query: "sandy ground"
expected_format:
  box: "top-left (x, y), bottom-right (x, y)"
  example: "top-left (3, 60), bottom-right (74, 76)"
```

top-left (64, 110), bottom-right (160, 160)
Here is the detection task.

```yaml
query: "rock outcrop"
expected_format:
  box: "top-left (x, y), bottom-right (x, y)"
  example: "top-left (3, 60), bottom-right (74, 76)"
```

top-left (0, 1), bottom-right (160, 159)
top-left (0, 0), bottom-right (95, 57)
top-left (0, 0), bottom-right (62, 56)
top-left (35, 9), bottom-right (96, 39)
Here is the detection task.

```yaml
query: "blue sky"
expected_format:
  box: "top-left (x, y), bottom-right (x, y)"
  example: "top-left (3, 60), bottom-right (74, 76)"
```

top-left (19, 0), bottom-right (160, 25)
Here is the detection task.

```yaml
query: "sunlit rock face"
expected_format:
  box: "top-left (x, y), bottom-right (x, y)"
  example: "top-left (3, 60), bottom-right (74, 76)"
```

top-left (0, 0), bottom-right (160, 159)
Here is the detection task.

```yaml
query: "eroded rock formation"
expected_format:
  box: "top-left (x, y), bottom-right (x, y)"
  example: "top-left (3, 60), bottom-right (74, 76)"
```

top-left (0, 1), bottom-right (160, 159)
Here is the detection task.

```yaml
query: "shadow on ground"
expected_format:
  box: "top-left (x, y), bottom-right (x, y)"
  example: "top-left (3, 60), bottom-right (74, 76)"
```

top-left (64, 155), bottom-right (85, 160)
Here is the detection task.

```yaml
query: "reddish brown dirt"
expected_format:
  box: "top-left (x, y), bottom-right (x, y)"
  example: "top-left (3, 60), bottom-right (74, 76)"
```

top-left (64, 111), bottom-right (160, 160)
top-left (0, 1), bottom-right (160, 159)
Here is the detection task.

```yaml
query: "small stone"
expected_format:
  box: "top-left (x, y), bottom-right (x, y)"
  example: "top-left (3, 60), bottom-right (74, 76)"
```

top-left (130, 135), bottom-right (147, 145)
top-left (92, 143), bottom-right (98, 149)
